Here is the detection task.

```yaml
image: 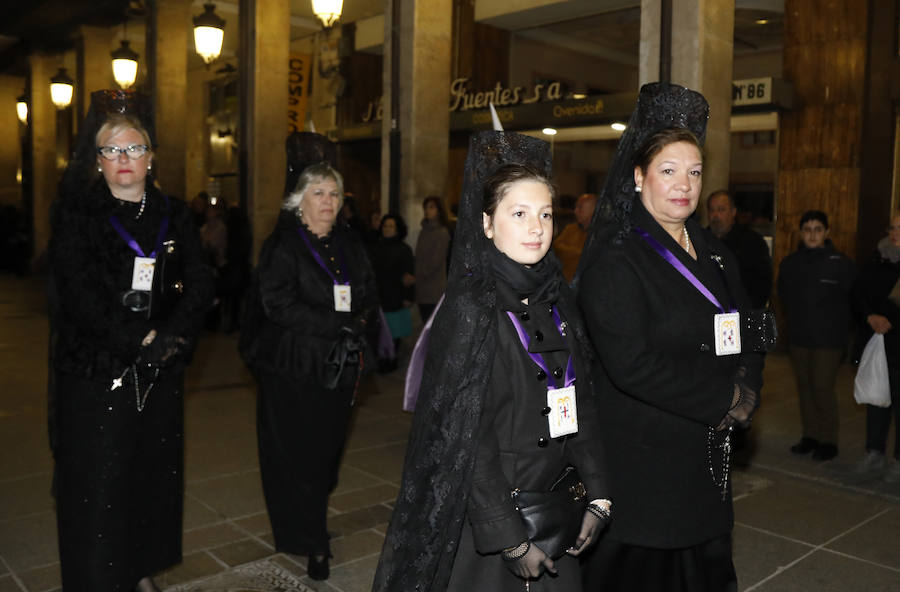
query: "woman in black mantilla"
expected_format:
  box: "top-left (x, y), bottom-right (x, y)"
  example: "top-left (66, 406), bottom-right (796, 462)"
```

top-left (575, 83), bottom-right (765, 591)
top-left (48, 90), bottom-right (214, 591)
top-left (239, 132), bottom-right (379, 580)
top-left (373, 131), bottom-right (610, 592)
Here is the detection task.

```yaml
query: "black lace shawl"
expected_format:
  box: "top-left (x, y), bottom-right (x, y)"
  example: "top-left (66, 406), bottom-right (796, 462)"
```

top-left (372, 131), bottom-right (595, 592)
top-left (573, 82), bottom-right (710, 288)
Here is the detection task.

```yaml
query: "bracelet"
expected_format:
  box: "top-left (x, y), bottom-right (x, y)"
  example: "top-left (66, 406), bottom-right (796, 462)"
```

top-left (501, 540), bottom-right (531, 562)
top-left (587, 502), bottom-right (611, 521)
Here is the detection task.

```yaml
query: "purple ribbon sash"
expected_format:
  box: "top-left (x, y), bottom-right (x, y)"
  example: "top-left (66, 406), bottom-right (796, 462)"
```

top-left (632, 225), bottom-right (734, 313)
top-left (109, 214), bottom-right (169, 258)
top-left (505, 306), bottom-right (576, 389)
top-left (297, 225), bottom-right (350, 286)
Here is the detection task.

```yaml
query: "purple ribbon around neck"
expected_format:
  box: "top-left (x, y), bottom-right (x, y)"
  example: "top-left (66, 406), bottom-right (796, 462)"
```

top-left (109, 214), bottom-right (169, 258)
top-left (632, 225), bottom-right (734, 313)
top-left (505, 306), bottom-right (576, 390)
top-left (296, 225), bottom-right (350, 285)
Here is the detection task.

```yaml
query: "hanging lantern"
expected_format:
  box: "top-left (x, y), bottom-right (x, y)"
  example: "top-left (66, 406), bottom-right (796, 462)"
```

top-left (49, 68), bottom-right (74, 109)
top-left (193, 3), bottom-right (226, 65)
top-left (16, 94), bottom-right (28, 124)
top-left (311, 0), bottom-right (343, 28)
top-left (111, 40), bottom-right (139, 89)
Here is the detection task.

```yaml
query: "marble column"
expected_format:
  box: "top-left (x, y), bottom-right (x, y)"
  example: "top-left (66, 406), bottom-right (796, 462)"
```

top-left (382, 0), bottom-right (452, 246)
top-left (640, 0), bottom-right (734, 221)
top-left (775, 0), bottom-right (868, 268)
top-left (0, 75), bottom-right (24, 208)
top-left (241, 0), bottom-right (290, 259)
top-left (76, 25), bottom-right (115, 122)
top-left (149, 0), bottom-right (190, 200)
top-left (29, 54), bottom-right (58, 262)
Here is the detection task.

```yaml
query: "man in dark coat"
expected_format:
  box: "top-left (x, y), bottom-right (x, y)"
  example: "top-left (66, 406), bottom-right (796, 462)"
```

top-left (707, 190), bottom-right (772, 308)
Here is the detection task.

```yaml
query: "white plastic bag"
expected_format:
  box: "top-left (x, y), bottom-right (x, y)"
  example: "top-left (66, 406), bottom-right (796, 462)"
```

top-left (853, 334), bottom-right (892, 407)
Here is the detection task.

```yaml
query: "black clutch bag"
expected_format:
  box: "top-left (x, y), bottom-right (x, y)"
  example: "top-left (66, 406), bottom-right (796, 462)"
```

top-left (510, 466), bottom-right (587, 559)
top-left (743, 308), bottom-right (778, 352)
top-left (150, 239), bottom-right (184, 320)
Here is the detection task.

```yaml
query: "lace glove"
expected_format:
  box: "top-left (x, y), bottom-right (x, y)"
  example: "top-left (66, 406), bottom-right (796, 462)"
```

top-left (502, 541), bottom-right (557, 580)
top-left (568, 501), bottom-right (611, 556)
top-left (139, 331), bottom-right (188, 368)
top-left (717, 382), bottom-right (760, 430)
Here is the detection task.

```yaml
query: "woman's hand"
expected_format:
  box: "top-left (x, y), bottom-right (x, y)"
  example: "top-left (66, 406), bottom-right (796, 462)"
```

top-left (868, 314), bottom-right (892, 334)
top-left (141, 330), bottom-right (157, 347)
top-left (503, 542), bottom-right (556, 580)
top-left (717, 382), bottom-right (760, 430)
top-left (567, 504), bottom-right (610, 556)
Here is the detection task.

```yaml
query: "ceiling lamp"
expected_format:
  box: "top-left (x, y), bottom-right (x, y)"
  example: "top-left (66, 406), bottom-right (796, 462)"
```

top-left (16, 94), bottom-right (27, 124)
top-left (193, 3), bottom-right (226, 65)
top-left (49, 68), bottom-right (74, 109)
top-left (312, 0), bottom-right (343, 28)
top-left (542, 128), bottom-right (558, 136)
top-left (111, 40), bottom-right (139, 89)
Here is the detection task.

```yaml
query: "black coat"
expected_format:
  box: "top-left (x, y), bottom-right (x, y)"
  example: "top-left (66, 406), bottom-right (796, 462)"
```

top-left (778, 243), bottom-right (856, 350)
top-left (578, 202), bottom-right (764, 549)
top-left (712, 223), bottom-right (772, 308)
top-left (371, 237), bottom-right (415, 312)
top-left (49, 183), bottom-right (214, 380)
top-left (853, 245), bottom-right (900, 359)
top-left (248, 211), bottom-right (379, 382)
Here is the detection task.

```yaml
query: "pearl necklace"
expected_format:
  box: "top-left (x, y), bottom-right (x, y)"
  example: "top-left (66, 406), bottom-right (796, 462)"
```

top-left (134, 191), bottom-right (147, 220)
top-left (682, 224), bottom-right (692, 254)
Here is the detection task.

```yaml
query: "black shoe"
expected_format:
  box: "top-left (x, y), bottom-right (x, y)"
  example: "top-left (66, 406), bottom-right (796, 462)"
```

top-left (812, 443), bottom-right (838, 461)
top-left (307, 553), bottom-right (330, 581)
top-left (790, 437), bottom-right (819, 455)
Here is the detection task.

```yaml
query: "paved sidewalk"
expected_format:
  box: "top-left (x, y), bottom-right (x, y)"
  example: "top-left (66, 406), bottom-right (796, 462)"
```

top-left (0, 274), bottom-right (898, 591)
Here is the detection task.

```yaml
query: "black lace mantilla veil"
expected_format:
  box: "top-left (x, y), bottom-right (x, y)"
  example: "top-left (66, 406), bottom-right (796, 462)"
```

top-left (572, 82), bottom-right (710, 288)
top-left (284, 131), bottom-right (337, 195)
top-left (59, 90), bottom-right (157, 209)
top-left (372, 131), bottom-right (565, 592)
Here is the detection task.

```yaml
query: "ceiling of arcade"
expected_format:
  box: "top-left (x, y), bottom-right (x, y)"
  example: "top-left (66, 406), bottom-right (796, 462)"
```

top-left (0, 0), bottom-right (784, 78)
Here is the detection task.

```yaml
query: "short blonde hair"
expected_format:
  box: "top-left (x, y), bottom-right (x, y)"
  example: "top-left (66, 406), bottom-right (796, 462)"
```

top-left (282, 163), bottom-right (345, 212)
top-left (95, 114), bottom-right (153, 149)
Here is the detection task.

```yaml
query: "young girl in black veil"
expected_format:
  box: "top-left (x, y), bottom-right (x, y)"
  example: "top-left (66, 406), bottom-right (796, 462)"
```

top-left (373, 131), bottom-right (610, 592)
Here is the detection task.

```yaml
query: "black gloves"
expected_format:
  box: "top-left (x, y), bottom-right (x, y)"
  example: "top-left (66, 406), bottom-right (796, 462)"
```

top-left (139, 332), bottom-right (187, 368)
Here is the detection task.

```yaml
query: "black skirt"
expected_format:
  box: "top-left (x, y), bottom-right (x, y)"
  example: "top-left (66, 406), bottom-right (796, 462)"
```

top-left (256, 367), bottom-right (356, 555)
top-left (582, 534), bottom-right (737, 592)
top-left (54, 370), bottom-right (184, 591)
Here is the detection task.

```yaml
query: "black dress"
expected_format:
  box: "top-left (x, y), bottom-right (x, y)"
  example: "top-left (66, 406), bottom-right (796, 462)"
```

top-left (245, 210), bottom-right (378, 556)
top-left (49, 183), bottom-right (213, 591)
top-left (446, 279), bottom-right (608, 592)
top-left (578, 202), bottom-right (764, 591)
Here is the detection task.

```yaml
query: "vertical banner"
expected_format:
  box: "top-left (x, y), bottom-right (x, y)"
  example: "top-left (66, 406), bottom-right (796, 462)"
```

top-left (288, 54), bottom-right (312, 132)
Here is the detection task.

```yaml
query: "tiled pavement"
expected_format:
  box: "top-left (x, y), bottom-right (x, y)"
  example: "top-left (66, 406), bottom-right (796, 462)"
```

top-left (1, 273), bottom-right (898, 591)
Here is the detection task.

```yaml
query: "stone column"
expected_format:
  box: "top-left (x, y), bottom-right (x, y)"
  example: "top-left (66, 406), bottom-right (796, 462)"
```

top-left (0, 75), bottom-right (24, 208)
top-left (241, 0), bottom-right (290, 260)
top-left (76, 25), bottom-right (115, 122)
top-left (382, 0), bottom-right (452, 247)
top-left (149, 0), bottom-right (190, 200)
top-left (640, 0), bottom-right (734, 221)
top-left (29, 54), bottom-right (58, 263)
top-left (775, 0), bottom-right (868, 268)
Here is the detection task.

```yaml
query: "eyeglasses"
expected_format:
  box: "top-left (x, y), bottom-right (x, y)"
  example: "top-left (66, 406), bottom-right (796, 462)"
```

top-left (97, 144), bottom-right (149, 160)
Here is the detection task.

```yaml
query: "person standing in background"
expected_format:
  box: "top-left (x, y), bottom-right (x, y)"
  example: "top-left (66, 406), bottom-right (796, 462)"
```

top-left (553, 193), bottom-right (597, 283)
top-left (853, 214), bottom-right (900, 482)
top-left (414, 196), bottom-right (451, 321)
top-left (778, 210), bottom-right (856, 462)
top-left (707, 190), bottom-right (772, 308)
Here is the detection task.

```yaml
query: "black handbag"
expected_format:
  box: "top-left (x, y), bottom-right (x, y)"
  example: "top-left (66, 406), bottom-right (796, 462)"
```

top-left (510, 465), bottom-right (587, 559)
